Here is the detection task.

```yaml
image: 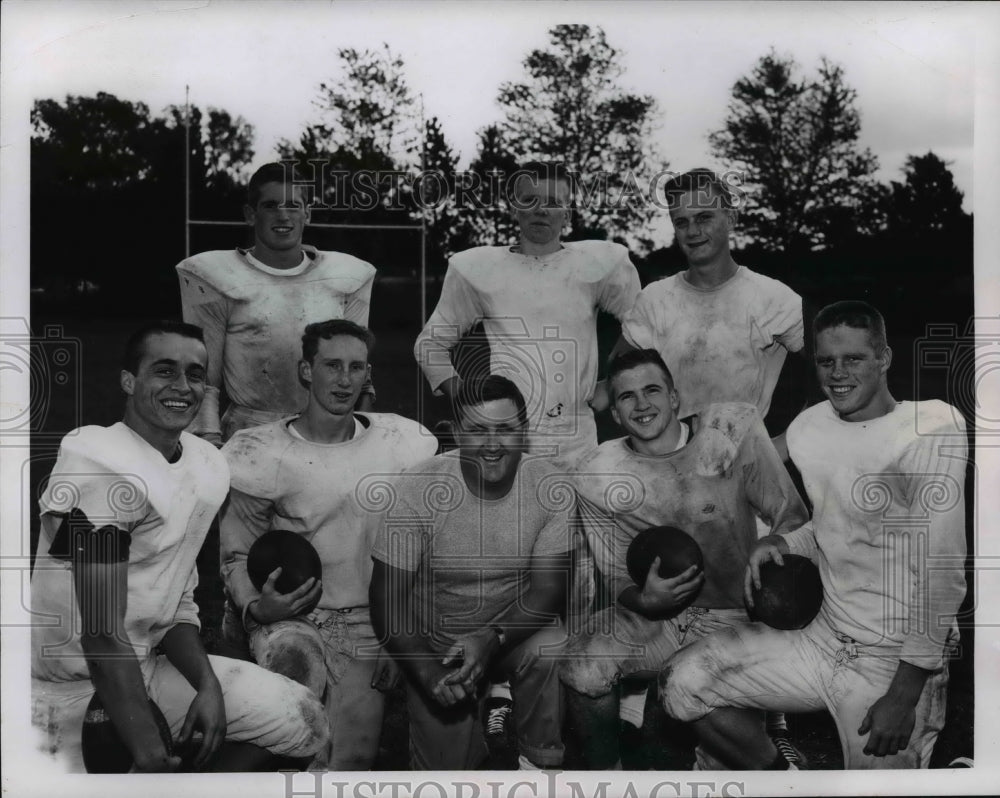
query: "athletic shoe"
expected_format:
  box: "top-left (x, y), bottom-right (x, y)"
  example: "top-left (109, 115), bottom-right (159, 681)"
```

top-left (948, 756), bottom-right (974, 767)
top-left (485, 696), bottom-right (513, 738)
top-left (771, 732), bottom-right (809, 770)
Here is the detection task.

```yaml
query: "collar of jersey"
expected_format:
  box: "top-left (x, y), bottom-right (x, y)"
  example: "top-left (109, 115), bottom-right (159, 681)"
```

top-left (239, 246), bottom-right (314, 276)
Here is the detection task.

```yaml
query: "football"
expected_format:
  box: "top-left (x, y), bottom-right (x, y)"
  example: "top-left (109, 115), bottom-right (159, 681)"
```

top-left (626, 525), bottom-right (705, 590)
top-left (247, 529), bottom-right (323, 594)
top-left (748, 554), bottom-right (823, 630)
top-left (81, 692), bottom-right (173, 773)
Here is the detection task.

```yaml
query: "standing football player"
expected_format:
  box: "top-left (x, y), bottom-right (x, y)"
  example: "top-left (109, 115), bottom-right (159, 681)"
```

top-left (177, 161), bottom-right (377, 446)
top-left (370, 375), bottom-right (572, 770)
top-left (659, 301), bottom-right (968, 769)
top-left (31, 322), bottom-right (328, 772)
top-left (415, 160), bottom-right (641, 467)
top-left (562, 348), bottom-right (809, 769)
top-left (219, 319), bottom-right (437, 769)
top-left (604, 168), bottom-right (808, 460)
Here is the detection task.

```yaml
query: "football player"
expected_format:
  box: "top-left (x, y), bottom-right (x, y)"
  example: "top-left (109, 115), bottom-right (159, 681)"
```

top-left (219, 319), bottom-right (437, 769)
top-left (562, 348), bottom-right (809, 769)
top-left (415, 160), bottom-right (641, 467)
top-left (370, 375), bottom-right (572, 770)
top-left (659, 301), bottom-right (969, 769)
top-left (177, 162), bottom-right (377, 446)
top-left (30, 322), bottom-right (328, 772)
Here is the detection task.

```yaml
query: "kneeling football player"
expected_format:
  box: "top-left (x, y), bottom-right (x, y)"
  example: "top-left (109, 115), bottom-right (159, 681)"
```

top-left (370, 375), bottom-right (572, 770)
top-left (219, 320), bottom-right (436, 769)
top-left (659, 301), bottom-right (969, 769)
top-left (561, 348), bottom-right (809, 769)
top-left (31, 322), bottom-right (329, 772)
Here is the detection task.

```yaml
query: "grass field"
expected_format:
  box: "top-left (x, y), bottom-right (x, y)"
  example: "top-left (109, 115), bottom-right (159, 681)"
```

top-left (26, 313), bottom-right (974, 771)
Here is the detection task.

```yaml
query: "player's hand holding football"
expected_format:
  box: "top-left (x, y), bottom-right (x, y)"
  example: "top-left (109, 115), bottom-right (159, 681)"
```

top-left (249, 567), bottom-right (323, 624)
top-left (744, 534), bottom-right (790, 607)
top-left (638, 558), bottom-right (704, 618)
top-left (176, 676), bottom-right (227, 769)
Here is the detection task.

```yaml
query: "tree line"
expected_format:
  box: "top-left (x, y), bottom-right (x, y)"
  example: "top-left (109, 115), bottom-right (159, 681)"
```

top-left (30, 24), bottom-right (971, 331)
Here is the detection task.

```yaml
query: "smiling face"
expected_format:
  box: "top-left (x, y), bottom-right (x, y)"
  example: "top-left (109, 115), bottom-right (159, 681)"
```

top-left (815, 324), bottom-right (893, 422)
top-left (121, 332), bottom-right (208, 438)
top-left (610, 363), bottom-right (681, 453)
top-left (244, 181), bottom-right (310, 258)
top-left (300, 334), bottom-right (369, 419)
top-left (457, 398), bottom-right (527, 488)
top-left (511, 175), bottom-right (572, 254)
top-left (669, 188), bottom-right (734, 267)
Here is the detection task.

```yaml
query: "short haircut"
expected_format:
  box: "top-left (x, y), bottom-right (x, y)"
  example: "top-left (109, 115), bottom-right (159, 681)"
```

top-left (510, 161), bottom-right (573, 207)
top-left (814, 300), bottom-right (888, 351)
top-left (662, 168), bottom-right (737, 211)
top-left (247, 161), bottom-right (306, 207)
top-left (515, 161), bottom-right (571, 186)
top-left (123, 321), bottom-right (205, 373)
top-left (455, 374), bottom-right (529, 428)
top-left (301, 319), bottom-right (376, 363)
top-left (607, 349), bottom-right (675, 396)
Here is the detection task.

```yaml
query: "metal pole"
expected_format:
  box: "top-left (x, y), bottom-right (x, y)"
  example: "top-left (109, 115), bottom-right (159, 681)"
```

top-left (420, 93), bottom-right (427, 325)
top-left (184, 85), bottom-right (191, 259)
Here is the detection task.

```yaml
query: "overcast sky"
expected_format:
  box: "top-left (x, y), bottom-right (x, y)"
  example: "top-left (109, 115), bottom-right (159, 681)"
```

top-left (7, 0), bottom-right (983, 241)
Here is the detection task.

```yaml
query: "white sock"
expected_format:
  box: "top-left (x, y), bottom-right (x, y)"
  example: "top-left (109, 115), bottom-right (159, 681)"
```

top-left (489, 681), bottom-right (512, 701)
top-left (618, 684), bottom-right (647, 727)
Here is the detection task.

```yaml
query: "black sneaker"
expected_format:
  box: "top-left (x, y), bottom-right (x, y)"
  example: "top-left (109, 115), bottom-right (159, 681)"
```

top-left (485, 696), bottom-right (513, 738)
top-left (771, 732), bottom-right (809, 770)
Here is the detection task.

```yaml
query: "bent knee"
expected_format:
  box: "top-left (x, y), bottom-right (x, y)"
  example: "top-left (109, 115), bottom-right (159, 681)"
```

top-left (281, 681), bottom-right (330, 757)
top-left (558, 635), bottom-right (623, 698)
top-left (657, 637), bottom-right (726, 722)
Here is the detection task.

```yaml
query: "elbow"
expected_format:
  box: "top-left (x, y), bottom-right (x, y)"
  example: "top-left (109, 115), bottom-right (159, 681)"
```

top-left (79, 629), bottom-right (129, 661)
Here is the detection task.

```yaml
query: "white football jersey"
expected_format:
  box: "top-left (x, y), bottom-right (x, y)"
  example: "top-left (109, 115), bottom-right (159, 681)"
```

top-left (177, 247), bottom-right (375, 420)
top-left (221, 412), bottom-right (438, 612)
top-left (415, 240), bottom-right (640, 427)
top-left (623, 266), bottom-right (802, 419)
top-left (32, 424), bottom-right (229, 682)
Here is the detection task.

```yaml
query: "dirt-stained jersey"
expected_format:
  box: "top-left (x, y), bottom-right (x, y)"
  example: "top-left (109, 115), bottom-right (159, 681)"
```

top-left (415, 240), bottom-right (641, 427)
top-left (622, 266), bottom-right (802, 420)
top-left (783, 399), bottom-right (967, 670)
top-left (176, 247), bottom-right (375, 426)
top-left (572, 402), bottom-right (808, 608)
top-left (32, 424), bottom-right (229, 682)
top-left (220, 413), bottom-right (437, 614)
